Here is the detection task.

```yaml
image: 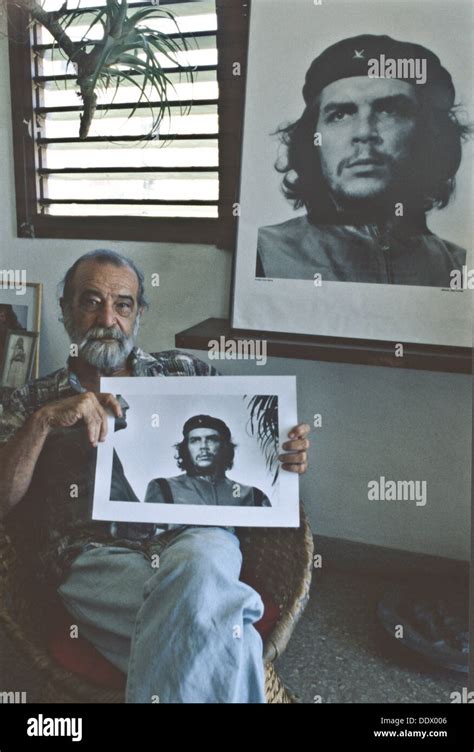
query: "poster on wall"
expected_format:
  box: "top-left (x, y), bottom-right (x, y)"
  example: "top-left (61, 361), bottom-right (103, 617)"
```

top-left (231, 0), bottom-right (473, 347)
top-left (93, 375), bottom-right (299, 528)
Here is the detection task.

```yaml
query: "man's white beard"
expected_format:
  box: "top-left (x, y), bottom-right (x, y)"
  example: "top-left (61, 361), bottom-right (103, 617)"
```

top-left (63, 305), bottom-right (140, 373)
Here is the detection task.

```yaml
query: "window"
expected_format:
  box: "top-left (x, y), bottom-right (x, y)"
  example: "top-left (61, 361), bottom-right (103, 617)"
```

top-left (7, 0), bottom-right (249, 245)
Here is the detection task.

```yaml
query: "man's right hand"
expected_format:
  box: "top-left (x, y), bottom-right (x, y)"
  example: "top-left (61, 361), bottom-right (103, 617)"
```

top-left (36, 392), bottom-right (123, 447)
top-left (0, 392), bottom-right (123, 518)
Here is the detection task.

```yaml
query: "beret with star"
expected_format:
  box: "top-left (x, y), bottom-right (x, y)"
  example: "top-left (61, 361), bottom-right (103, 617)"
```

top-left (183, 414), bottom-right (231, 442)
top-left (302, 34), bottom-right (455, 110)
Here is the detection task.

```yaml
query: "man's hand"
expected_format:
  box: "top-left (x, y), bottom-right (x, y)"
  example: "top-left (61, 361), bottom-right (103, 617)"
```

top-left (36, 392), bottom-right (123, 447)
top-left (278, 423), bottom-right (310, 474)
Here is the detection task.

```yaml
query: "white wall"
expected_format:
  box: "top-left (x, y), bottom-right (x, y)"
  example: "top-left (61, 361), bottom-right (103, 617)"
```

top-left (0, 20), bottom-right (471, 560)
top-left (190, 352), bottom-right (472, 560)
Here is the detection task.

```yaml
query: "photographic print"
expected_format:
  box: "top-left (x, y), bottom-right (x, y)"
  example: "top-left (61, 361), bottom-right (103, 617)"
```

top-left (93, 375), bottom-right (298, 527)
top-left (0, 283), bottom-right (42, 376)
top-left (0, 330), bottom-right (38, 388)
top-left (231, 0), bottom-right (473, 346)
top-left (0, 304), bottom-right (27, 368)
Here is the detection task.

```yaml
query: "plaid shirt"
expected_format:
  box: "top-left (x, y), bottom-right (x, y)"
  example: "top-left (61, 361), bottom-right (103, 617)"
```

top-left (1, 348), bottom-right (217, 586)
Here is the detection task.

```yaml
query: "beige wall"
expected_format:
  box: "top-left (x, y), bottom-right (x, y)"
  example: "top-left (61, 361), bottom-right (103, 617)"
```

top-left (0, 21), bottom-right (471, 559)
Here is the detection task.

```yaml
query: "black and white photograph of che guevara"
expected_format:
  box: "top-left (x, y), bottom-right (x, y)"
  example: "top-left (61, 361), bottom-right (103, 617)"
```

top-left (256, 32), bottom-right (470, 286)
top-left (232, 0), bottom-right (473, 344)
top-left (143, 413), bottom-right (272, 508)
top-left (93, 382), bottom-right (298, 528)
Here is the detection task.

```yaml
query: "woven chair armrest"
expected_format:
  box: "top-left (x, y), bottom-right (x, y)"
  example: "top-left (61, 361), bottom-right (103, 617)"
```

top-left (238, 501), bottom-right (314, 663)
top-left (264, 504), bottom-right (313, 662)
top-left (0, 523), bottom-right (17, 597)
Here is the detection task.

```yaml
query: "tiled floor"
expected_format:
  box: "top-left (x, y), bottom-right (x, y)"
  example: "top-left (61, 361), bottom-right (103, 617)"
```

top-left (0, 567), bottom-right (465, 704)
top-left (276, 569), bottom-right (465, 703)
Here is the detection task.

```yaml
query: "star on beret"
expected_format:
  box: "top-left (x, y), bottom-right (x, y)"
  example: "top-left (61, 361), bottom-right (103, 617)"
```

top-left (353, 49), bottom-right (365, 59)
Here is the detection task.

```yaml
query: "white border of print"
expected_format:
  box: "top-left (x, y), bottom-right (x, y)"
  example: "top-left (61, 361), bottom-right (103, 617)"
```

top-left (233, 221), bottom-right (472, 345)
top-left (93, 375), bottom-right (299, 528)
top-left (231, 0), bottom-right (473, 346)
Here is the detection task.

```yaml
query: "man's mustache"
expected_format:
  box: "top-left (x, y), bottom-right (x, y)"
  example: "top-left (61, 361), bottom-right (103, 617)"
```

top-left (338, 152), bottom-right (391, 175)
top-left (80, 327), bottom-right (126, 348)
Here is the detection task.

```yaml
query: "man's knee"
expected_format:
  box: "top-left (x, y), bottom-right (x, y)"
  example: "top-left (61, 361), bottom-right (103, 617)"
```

top-left (58, 545), bottom-right (151, 612)
top-left (159, 526), bottom-right (242, 582)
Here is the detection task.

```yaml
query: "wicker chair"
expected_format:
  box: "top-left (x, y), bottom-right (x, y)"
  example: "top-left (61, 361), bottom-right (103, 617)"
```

top-left (0, 503), bottom-right (313, 704)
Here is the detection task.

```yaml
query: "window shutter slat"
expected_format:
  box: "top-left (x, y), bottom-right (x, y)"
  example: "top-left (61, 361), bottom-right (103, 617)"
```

top-left (31, 0), bottom-right (218, 221)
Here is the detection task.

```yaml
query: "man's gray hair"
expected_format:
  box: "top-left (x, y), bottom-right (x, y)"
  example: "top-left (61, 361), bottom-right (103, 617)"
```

top-left (60, 249), bottom-right (149, 309)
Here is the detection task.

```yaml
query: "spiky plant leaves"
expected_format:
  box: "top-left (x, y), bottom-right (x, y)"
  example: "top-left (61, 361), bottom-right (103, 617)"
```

top-left (32, 0), bottom-right (195, 139)
top-left (245, 395), bottom-right (280, 486)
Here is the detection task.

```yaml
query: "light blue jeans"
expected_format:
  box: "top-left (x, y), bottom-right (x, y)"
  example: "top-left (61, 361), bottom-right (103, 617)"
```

top-left (57, 526), bottom-right (266, 704)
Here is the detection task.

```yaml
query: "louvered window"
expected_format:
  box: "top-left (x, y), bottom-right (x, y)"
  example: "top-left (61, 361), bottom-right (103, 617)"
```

top-left (8, 0), bottom-right (248, 245)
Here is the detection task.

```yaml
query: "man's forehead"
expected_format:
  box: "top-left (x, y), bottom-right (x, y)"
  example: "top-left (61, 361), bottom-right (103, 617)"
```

top-left (72, 260), bottom-right (139, 297)
top-left (187, 428), bottom-right (220, 438)
top-left (319, 76), bottom-right (417, 107)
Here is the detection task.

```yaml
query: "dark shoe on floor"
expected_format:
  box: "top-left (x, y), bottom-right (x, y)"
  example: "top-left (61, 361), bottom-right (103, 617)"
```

top-left (376, 582), bottom-right (469, 673)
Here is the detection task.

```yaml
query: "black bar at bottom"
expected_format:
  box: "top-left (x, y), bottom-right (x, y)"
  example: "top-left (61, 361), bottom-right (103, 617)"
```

top-left (0, 704), bottom-right (472, 747)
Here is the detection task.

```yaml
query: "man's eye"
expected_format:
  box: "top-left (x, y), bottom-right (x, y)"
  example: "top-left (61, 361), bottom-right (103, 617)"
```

top-left (328, 110), bottom-right (348, 122)
top-left (116, 302), bottom-right (132, 312)
top-left (85, 298), bottom-right (100, 307)
top-left (377, 102), bottom-right (406, 116)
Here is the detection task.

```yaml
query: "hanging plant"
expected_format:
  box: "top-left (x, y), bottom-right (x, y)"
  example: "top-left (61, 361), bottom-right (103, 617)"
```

top-left (12, 0), bottom-right (194, 139)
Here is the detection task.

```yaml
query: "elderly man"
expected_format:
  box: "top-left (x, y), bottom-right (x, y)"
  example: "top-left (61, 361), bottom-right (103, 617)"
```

top-left (257, 34), bottom-right (468, 285)
top-left (144, 414), bottom-right (272, 507)
top-left (0, 249), bottom-right (310, 704)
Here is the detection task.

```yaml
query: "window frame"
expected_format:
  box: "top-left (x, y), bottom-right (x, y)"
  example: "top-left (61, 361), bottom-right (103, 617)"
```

top-left (7, 0), bottom-right (250, 247)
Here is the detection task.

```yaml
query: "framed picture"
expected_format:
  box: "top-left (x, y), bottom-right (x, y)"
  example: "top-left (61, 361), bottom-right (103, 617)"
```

top-left (93, 375), bottom-right (299, 528)
top-left (231, 0), bottom-right (473, 348)
top-left (0, 329), bottom-right (38, 389)
top-left (0, 283), bottom-right (42, 377)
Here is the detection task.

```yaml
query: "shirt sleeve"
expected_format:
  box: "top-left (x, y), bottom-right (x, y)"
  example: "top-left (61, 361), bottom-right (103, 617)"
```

top-left (144, 479), bottom-right (167, 504)
top-left (0, 388), bottom-right (29, 444)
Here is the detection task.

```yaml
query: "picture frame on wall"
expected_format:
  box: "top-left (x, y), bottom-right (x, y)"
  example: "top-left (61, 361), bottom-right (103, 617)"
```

top-left (230, 0), bottom-right (473, 351)
top-left (0, 329), bottom-right (38, 389)
top-left (0, 282), bottom-right (42, 377)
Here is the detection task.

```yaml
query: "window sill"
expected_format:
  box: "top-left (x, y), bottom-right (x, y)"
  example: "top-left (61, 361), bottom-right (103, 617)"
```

top-left (17, 215), bottom-right (221, 245)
